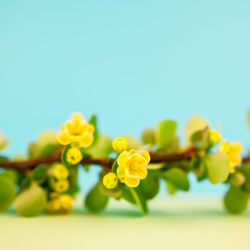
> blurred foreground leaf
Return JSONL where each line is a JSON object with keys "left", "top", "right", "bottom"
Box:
{"left": 14, "top": 182, "right": 47, "bottom": 217}
{"left": 205, "top": 152, "right": 230, "bottom": 184}
{"left": 224, "top": 187, "right": 248, "bottom": 214}
{"left": 0, "top": 174, "right": 16, "bottom": 212}
{"left": 85, "top": 184, "right": 109, "bottom": 213}
{"left": 163, "top": 168, "right": 189, "bottom": 191}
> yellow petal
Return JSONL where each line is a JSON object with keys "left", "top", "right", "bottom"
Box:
{"left": 56, "top": 131, "right": 71, "bottom": 145}
{"left": 70, "top": 113, "right": 85, "bottom": 123}
{"left": 117, "top": 166, "right": 126, "bottom": 183}
{"left": 78, "top": 134, "right": 94, "bottom": 148}
{"left": 139, "top": 150, "right": 150, "bottom": 164}
{"left": 230, "top": 142, "right": 242, "bottom": 154}
{"left": 117, "top": 151, "right": 129, "bottom": 167}
{"left": 125, "top": 177, "right": 140, "bottom": 188}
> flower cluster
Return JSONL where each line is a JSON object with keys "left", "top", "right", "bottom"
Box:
{"left": 103, "top": 137, "right": 150, "bottom": 189}
{"left": 57, "top": 113, "right": 95, "bottom": 148}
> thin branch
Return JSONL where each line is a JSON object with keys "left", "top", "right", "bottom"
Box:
{"left": 0, "top": 126, "right": 249, "bottom": 172}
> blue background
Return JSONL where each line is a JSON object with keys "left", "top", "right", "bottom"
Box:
{"left": 0, "top": 0, "right": 249, "bottom": 194}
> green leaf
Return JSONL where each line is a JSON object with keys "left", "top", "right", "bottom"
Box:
{"left": 129, "top": 187, "right": 148, "bottom": 216}
{"left": 31, "top": 166, "right": 47, "bottom": 184}
{"left": 38, "top": 143, "right": 61, "bottom": 157}
{"left": 124, "top": 136, "right": 142, "bottom": 150}
{"left": 166, "top": 181, "right": 176, "bottom": 195}
{"left": 141, "top": 128, "right": 155, "bottom": 145}
{"left": 140, "top": 171, "right": 160, "bottom": 200}
{"left": 185, "top": 116, "right": 208, "bottom": 143}
{"left": 240, "top": 164, "right": 250, "bottom": 191}
{"left": 224, "top": 187, "right": 248, "bottom": 214}
{"left": 163, "top": 168, "right": 189, "bottom": 191}
{"left": 88, "top": 114, "right": 99, "bottom": 147}
{"left": 19, "top": 177, "right": 32, "bottom": 190}
{"left": 204, "top": 152, "right": 230, "bottom": 184}
{"left": 66, "top": 166, "right": 80, "bottom": 196}
{"left": 121, "top": 185, "right": 136, "bottom": 204}
{"left": 1, "top": 170, "right": 19, "bottom": 184}
{"left": 156, "top": 120, "right": 177, "bottom": 150}
{"left": 0, "top": 174, "right": 16, "bottom": 212}
{"left": 14, "top": 182, "right": 47, "bottom": 217}
{"left": 99, "top": 181, "right": 122, "bottom": 199}
{"left": 61, "top": 145, "right": 71, "bottom": 166}
{"left": 84, "top": 184, "right": 109, "bottom": 213}
{"left": 85, "top": 135, "right": 112, "bottom": 158}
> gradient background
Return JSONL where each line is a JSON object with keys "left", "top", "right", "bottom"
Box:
{"left": 0, "top": 0, "right": 249, "bottom": 194}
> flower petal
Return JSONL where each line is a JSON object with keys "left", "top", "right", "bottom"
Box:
{"left": 125, "top": 177, "right": 140, "bottom": 188}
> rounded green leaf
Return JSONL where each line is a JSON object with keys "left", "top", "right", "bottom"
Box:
{"left": 124, "top": 136, "right": 142, "bottom": 150}
{"left": 85, "top": 184, "right": 109, "bottom": 213}
{"left": 156, "top": 120, "right": 177, "bottom": 149}
{"left": 163, "top": 168, "right": 189, "bottom": 191}
{"left": 14, "top": 182, "right": 47, "bottom": 217}
{"left": 141, "top": 128, "right": 155, "bottom": 145}
{"left": 140, "top": 172, "right": 159, "bottom": 200}
{"left": 99, "top": 181, "right": 122, "bottom": 199}
{"left": 205, "top": 152, "right": 230, "bottom": 184}
{"left": 185, "top": 116, "right": 208, "bottom": 143}
{"left": 240, "top": 164, "right": 250, "bottom": 191}
{"left": 85, "top": 135, "right": 112, "bottom": 158}
{"left": 0, "top": 175, "right": 16, "bottom": 212}
{"left": 224, "top": 187, "right": 248, "bottom": 214}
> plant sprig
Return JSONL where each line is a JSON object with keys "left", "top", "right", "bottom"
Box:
{"left": 0, "top": 113, "right": 249, "bottom": 217}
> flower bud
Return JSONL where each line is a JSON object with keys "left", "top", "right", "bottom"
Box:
{"left": 209, "top": 130, "right": 222, "bottom": 145}
{"left": 103, "top": 172, "right": 118, "bottom": 189}
{"left": 54, "top": 180, "right": 69, "bottom": 193}
{"left": 53, "top": 163, "right": 69, "bottom": 180}
{"left": 112, "top": 137, "right": 128, "bottom": 153}
{"left": 66, "top": 147, "right": 83, "bottom": 165}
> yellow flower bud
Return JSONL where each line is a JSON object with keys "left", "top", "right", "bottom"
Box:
{"left": 209, "top": 130, "right": 222, "bottom": 145}
{"left": 53, "top": 163, "right": 69, "bottom": 180}
{"left": 66, "top": 147, "right": 83, "bottom": 165}
{"left": 112, "top": 137, "right": 128, "bottom": 153}
{"left": 103, "top": 172, "right": 118, "bottom": 189}
{"left": 54, "top": 180, "right": 69, "bottom": 193}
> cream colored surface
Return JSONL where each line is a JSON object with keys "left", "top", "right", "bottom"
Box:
{"left": 1, "top": 196, "right": 249, "bottom": 250}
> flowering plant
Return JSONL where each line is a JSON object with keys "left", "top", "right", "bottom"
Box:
{"left": 0, "top": 111, "right": 249, "bottom": 217}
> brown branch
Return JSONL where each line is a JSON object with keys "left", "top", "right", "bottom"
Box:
{"left": 0, "top": 145, "right": 198, "bottom": 172}
{"left": 0, "top": 126, "right": 249, "bottom": 172}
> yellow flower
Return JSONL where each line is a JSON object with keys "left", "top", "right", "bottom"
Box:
{"left": 56, "top": 113, "right": 95, "bottom": 148}
{"left": 209, "top": 129, "right": 222, "bottom": 145}
{"left": 103, "top": 172, "right": 118, "bottom": 189}
{"left": 0, "top": 132, "right": 10, "bottom": 151}
{"left": 53, "top": 163, "right": 69, "bottom": 180}
{"left": 54, "top": 180, "right": 69, "bottom": 193}
{"left": 220, "top": 140, "right": 242, "bottom": 173}
{"left": 66, "top": 147, "right": 83, "bottom": 165}
{"left": 116, "top": 149, "right": 150, "bottom": 187}
{"left": 47, "top": 194, "right": 73, "bottom": 213}
{"left": 112, "top": 137, "right": 128, "bottom": 153}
